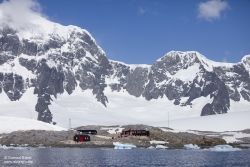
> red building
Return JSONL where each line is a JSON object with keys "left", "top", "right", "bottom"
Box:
{"left": 73, "top": 134, "right": 90, "bottom": 142}
{"left": 120, "top": 130, "right": 150, "bottom": 136}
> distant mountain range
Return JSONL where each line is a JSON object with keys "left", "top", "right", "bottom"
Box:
{"left": 0, "top": 15, "right": 250, "bottom": 125}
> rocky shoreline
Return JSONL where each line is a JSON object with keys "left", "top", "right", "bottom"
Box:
{"left": 0, "top": 125, "right": 249, "bottom": 149}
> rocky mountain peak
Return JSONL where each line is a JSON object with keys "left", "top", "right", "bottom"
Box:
{"left": 154, "top": 51, "right": 201, "bottom": 75}
{"left": 0, "top": 16, "right": 250, "bottom": 124}
{"left": 242, "top": 54, "right": 250, "bottom": 73}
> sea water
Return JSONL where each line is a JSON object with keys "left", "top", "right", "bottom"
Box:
{"left": 0, "top": 148, "right": 250, "bottom": 166}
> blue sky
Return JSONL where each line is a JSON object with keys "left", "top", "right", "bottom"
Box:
{"left": 2, "top": 0, "right": 250, "bottom": 65}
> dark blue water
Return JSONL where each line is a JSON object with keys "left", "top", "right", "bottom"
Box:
{"left": 0, "top": 148, "right": 250, "bottom": 167}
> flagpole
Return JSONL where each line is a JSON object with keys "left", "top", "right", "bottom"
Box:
{"left": 168, "top": 112, "right": 169, "bottom": 128}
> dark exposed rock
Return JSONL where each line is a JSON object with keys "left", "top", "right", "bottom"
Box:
{"left": 63, "top": 70, "right": 77, "bottom": 95}
{"left": 0, "top": 28, "right": 19, "bottom": 56}
{"left": 240, "top": 90, "right": 250, "bottom": 102}
{"left": 19, "top": 57, "right": 37, "bottom": 71}
{"left": 125, "top": 67, "right": 148, "bottom": 97}
{"left": 174, "top": 99, "right": 180, "bottom": 105}
{"left": 201, "top": 103, "right": 216, "bottom": 116}
{"left": 2, "top": 73, "right": 25, "bottom": 101}
{"left": 0, "top": 53, "right": 15, "bottom": 65}
{"left": 241, "top": 129, "right": 250, "bottom": 134}
{"left": 214, "top": 63, "right": 250, "bottom": 102}
{"left": 227, "top": 86, "right": 241, "bottom": 102}
{"left": 20, "top": 39, "right": 37, "bottom": 56}
{"left": 34, "top": 60, "right": 64, "bottom": 123}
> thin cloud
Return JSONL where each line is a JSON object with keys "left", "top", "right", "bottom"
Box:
{"left": 224, "top": 50, "right": 231, "bottom": 56}
{"left": 152, "top": 9, "right": 161, "bottom": 16}
{"left": 0, "top": 0, "right": 47, "bottom": 29}
{"left": 197, "top": 0, "right": 229, "bottom": 21}
{"left": 138, "top": 7, "right": 146, "bottom": 15}
{"left": 138, "top": 6, "right": 161, "bottom": 16}
{"left": 181, "top": 16, "right": 189, "bottom": 23}
{"left": 223, "top": 50, "right": 231, "bottom": 62}
{"left": 222, "top": 57, "right": 228, "bottom": 63}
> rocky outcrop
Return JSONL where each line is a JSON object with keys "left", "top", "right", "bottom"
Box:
{"left": 214, "top": 64, "right": 250, "bottom": 103}
{"left": 0, "top": 125, "right": 229, "bottom": 148}
{"left": 0, "top": 130, "right": 75, "bottom": 146}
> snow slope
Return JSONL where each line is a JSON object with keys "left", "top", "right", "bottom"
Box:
{"left": 48, "top": 84, "right": 214, "bottom": 128}
{"left": 48, "top": 84, "right": 249, "bottom": 131}
{"left": 153, "top": 111, "right": 250, "bottom": 132}
{"left": 0, "top": 83, "right": 249, "bottom": 132}
{"left": 0, "top": 88, "right": 38, "bottom": 119}
{"left": 0, "top": 116, "right": 66, "bottom": 134}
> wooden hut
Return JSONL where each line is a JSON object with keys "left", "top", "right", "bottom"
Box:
{"left": 76, "top": 130, "right": 97, "bottom": 135}
{"left": 120, "top": 130, "right": 149, "bottom": 136}
{"left": 74, "top": 134, "right": 90, "bottom": 142}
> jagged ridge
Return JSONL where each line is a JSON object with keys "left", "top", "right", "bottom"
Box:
{"left": 0, "top": 17, "right": 250, "bottom": 124}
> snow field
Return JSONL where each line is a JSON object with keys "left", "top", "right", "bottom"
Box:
{"left": 0, "top": 116, "right": 66, "bottom": 134}
{"left": 0, "top": 85, "right": 249, "bottom": 134}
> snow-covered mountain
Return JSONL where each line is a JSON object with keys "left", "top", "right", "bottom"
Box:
{"left": 0, "top": 14, "right": 250, "bottom": 128}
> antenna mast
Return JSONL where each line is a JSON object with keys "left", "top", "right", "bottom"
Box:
{"left": 168, "top": 112, "right": 169, "bottom": 128}
{"left": 69, "top": 118, "right": 71, "bottom": 130}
